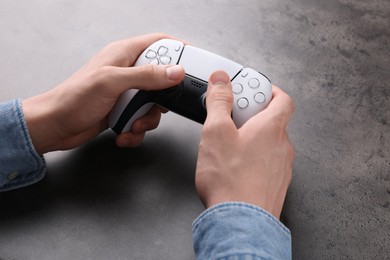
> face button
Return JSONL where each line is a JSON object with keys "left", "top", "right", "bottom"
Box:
{"left": 237, "top": 97, "right": 249, "bottom": 109}
{"left": 146, "top": 50, "right": 157, "bottom": 59}
{"left": 248, "top": 78, "right": 260, "bottom": 89}
{"left": 159, "top": 55, "right": 172, "bottom": 65}
{"left": 254, "top": 92, "right": 266, "bottom": 103}
{"left": 232, "top": 83, "right": 243, "bottom": 94}
{"left": 158, "top": 46, "right": 169, "bottom": 56}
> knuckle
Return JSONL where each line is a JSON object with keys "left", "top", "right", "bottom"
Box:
{"left": 268, "top": 116, "right": 285, "bottom": 133}
{"left": 285, "top": 94, "right": 295, "bottom": 113}
{"left": 280, "top": 90, "right": 295, "bottom": 115}
{"left": 105, "top": 39, "right": 125, "bottom": 50}
{"left": 98, "top": 40, "right": 130, "bottom": 65}
{"left": 149, "top": 32, "right": 169, "bottom": 39}
{"left": 99, "top": 41, "right": 120, "bottom": 56}
{"left": 287, "top": 169, "right": 293, "bottom": 185}
{"left": 288, "top": 142, "right": 295, "bottom": 161}
{"left": 208, "top": 86, "right": 233, "bottom": 105}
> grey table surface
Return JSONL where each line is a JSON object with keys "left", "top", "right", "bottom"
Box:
{"left": 0, "top": 1, "right": 389, "bottom": 259}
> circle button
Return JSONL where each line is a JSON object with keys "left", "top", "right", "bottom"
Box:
{"left": 254, "top": 92, "right": 266, "bottom": 103}
{"left": 248, "top": 78, "right": 260, "bottom": 89}
{"left": 237, "top": 98, "right": 249, "bottom": 109}
{"left": 232, "top": 83, "right": 243, "bottom": 94}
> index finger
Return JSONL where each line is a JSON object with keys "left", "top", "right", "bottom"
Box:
{"left": 263, "top": 85, "right": 295, "bottom": 125}
{"left": 89, "top": 33, "right": 189, "bottom": 68}
{"left": 244, "top": 85, "right": 294, "bottom": 129}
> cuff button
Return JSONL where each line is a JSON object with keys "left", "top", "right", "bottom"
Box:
{"left": 7, "top": 171, "right": 20, "bottom": 181}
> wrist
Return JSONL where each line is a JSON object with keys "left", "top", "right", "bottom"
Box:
{"left": 22, "top": 91, "right": 61, "bottom": 154}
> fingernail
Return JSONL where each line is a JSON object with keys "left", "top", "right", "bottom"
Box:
{"left": 166, "top": 65, "right": 184, "bottom": 80}
{"left": 210, "top": 71, "right": 230, "bottom": 85}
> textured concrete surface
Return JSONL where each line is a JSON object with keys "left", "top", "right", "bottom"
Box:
{"left": 0, "top": 0, "right": 389, "bottom": 259}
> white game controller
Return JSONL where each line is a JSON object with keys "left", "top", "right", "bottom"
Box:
{"left": 109, "top": 39, "right": 272, "bottom": 134}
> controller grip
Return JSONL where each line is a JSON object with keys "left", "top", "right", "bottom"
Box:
{"left": 111, "top": 91, "right": 154, "bottom": 134}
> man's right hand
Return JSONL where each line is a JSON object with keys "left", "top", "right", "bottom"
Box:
{"left": 195, "top": 70, "right": 295, "bottom": 219}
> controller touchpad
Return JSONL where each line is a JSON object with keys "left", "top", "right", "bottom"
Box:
{"left": 178, "top": 46, "right": 243, "bottom": 82}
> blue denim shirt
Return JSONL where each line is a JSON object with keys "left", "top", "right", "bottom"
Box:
{"left": 192, "top": 202, "right": 291, "bottom": 259}
{"left": 0, "top": 99, "right": 46, "bottom": 191}
{"left": 0, "top": 99, "right": 291, "bottom": 259}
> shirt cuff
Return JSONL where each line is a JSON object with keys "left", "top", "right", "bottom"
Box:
{"left": 0, "top": 99, "right": 46, "bottom": 192}
{"left": 192, "top": 202, "right": 292, "bottom": 260}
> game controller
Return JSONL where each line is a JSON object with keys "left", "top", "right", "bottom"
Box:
{"left": 109, "top": 39, "right": 272, "bottom": 134}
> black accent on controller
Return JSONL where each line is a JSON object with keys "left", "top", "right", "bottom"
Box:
{"left": 112, "top": 91, "right": 154, "bottom": 134}
{"left": 112, "top": 74, "right": 208, "bottom": 134}
{"left": 156, "top": 74, "right": 208, "bottom": 124}
{"left": 258, "top": 71, "right": 271, "bottom": 83}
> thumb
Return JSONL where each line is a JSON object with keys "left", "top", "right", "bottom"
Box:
{"left": 205, "top": 70, "right": 234, "bottom": 126}
{"left": 97, "top": 64, "right": 185, "bottom": 97}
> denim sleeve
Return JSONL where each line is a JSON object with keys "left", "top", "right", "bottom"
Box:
{"left": 192, "top": 202, "right": 292, "bottom": 260}
{"left": 0, "top": 99, "right": 46, "bottom": 192}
